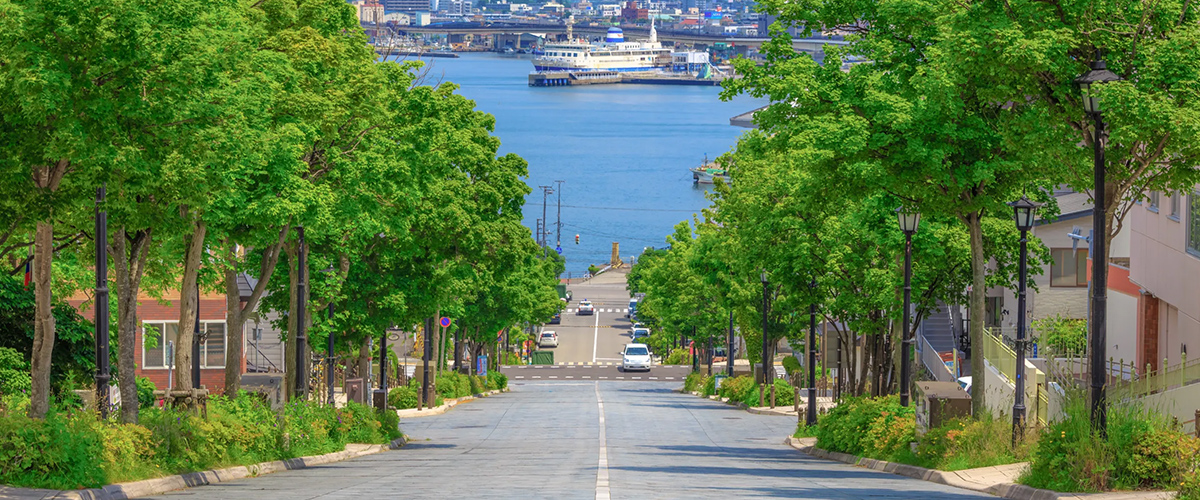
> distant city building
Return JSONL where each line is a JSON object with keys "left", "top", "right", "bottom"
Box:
{"left": 509, "top": 2, "right": 533, "bottom": 11}
{"left": 383, "top": 12, "right": 411, "bottom": 24}
{"left": 360, "top": 0, "right": 386, "bottom": 23}
{"left": 599, "top": 3, "right": 621, "bottom": 16}
{"left": 541, "top": 1, "right": 565, "bottom": 13}
{"left": 444, "top": 0, "right": 470, "bottom": 15}
{"left": 414, "top": 11, "right": 432, "bottom": 24}
{"left": 382, "top": 0, "right": 432, "bottom": 14}
{"left": 621, "top": 0, "right": 648, "bottom": 21}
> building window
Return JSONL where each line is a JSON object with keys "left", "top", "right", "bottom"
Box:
{"left": 1149, "top": 191, "right": 1160, "bottom": 212}
{"left": 1051, "top": 248, "right": 1088, "bottom": 287}
{"left": 1189, "top": 191, "right": 1200, "bottom": 257}
{"left": 1170, "top": 191, "right": 1181, "bottom": 220}
{"left": 142, "top": 321, "right": 226, "bottom": 369}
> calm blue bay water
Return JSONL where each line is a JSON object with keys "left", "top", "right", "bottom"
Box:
{"left": 397, "top": 53, "right": 765, "bottom": 275}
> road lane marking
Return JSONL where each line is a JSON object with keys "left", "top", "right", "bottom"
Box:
{"left": 532, "top": 376, "right": 542, "bottom": 379}
{"left": 615, "top": 376, "right": 624, "bottom": 379}
{"left": 583, "top": 376, "right": 592, "bottom": 379}
{"left": 549, "top": 376, "right": 558, "bottom": 379}
{"left": 649, "top": 377, "right": 658, "bottom": 380}
{"left": 599, "top": 376, "right": 609, "bottom": 379}
{"left": 515, "top": 376, "right": 525, "bottom": 379}
{"left": 591, "top": 308, "right": 600, "bottom": 363}
{"left": 595, "top": 383, "right": 610, "bottom": 500}
{"left": 566, "top": 376, "right": 574, "bottom": 379}
{"left": 665, "top": 377, "right": 675, "bottom": 380}
{"left": 632, "top": 377, "right": 642, "bottom": 380}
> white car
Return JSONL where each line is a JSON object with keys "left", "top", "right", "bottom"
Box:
{"left": 631, "top": 327, "right": 650, "bottom": 340}
{"left": 577, "top": 300, "right": 595, "bottom": 315}
{"left": 621, "top": 343, "right": 652, "bottom": 372}
{"left": 539, "top": 331, "right": 559, "bottom": 348}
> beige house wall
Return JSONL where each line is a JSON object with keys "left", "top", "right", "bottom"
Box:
{"left": 1130, "top": 191, "right": 1200, "bottom": 368}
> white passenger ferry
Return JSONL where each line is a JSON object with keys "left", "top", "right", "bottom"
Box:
{"left": 532, "top": 23, "right": 672, "bottom": 73}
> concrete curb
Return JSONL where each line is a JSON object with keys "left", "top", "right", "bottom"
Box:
{"left": 680, "top": 386, "right": 799, "bottom": 417}
{"left": 0, "top": 436, "right": 409, "bottom": 500}
{"left": 783, "top": 436, "right": 1175, "bottom": 500}
{"left": 394, "top": 387, "right": 509, "bottom": 419}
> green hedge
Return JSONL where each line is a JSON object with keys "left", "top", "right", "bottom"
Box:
{"left": 815, "top": 395, "right": 916, "bottom": 463}
{"left": 0, "top": 392, "right": 401, "bottom": 490}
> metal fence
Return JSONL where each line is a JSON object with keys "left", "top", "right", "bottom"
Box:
{"left": 983, "top": 329, "right": 1049, "bottom": 426}
{"left": 1110, "top": 353, "right": 1200, "bottom": 401}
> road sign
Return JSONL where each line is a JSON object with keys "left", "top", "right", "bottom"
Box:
{"left": 439, "top": 317, "right": 451, "bottom": 328}
{"left": 555, "top": 245, "right": 562, "bottom": 255}
{"left": 497, "top": 329, "right": 504, "bottom": 341}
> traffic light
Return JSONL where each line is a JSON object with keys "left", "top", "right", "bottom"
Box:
{"left": 575, "top": 234, "right": 580, "bottom": 244}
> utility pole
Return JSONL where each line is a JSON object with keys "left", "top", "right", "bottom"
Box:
{"left": 295, "top": 226, "right": 307, "bottom": 399}
{"left": 555, "top": 180, "right": 564, "bottom": 246}
{"left": 538, "top": 185, "right": 552, "bottom": 247}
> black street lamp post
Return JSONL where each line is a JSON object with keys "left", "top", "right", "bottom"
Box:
{"left": 896, "top": 207, "right": 921, "bottom": 407}
{"left": 327, "top": 302, "right": 335, "bottom": 405}
{"left": 1009, "top": 196, "right": 1043, "bottom": 446}
{"left": 807, "top": 278, "right": 818, "bottom": 427}
{"left": 94, "top": 186, "right": 111, "bottom": 418}
{"left": 727, "top": 309, "right": 734, "bottom": 377}
{"left": 1074, "top": 53, "right": 1123, "bottom": 435}
{"left": 295, "top": 226, "right": 307, "bottom": 399}
{"left": 760, "top": 271, "right": 770, "bottom": 407}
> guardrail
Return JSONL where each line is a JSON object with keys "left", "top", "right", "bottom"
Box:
{"left": 919, "top": 334, "right": 956, "bottom": 382}
{"left": 983, "top": 330, "right": 1049, "bottom": 425}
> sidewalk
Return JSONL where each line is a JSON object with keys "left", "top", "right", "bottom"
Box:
{"left": 786, "top": 437, "right": 1173, "bottom": 500}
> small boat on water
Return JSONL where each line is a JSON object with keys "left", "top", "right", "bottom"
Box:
{"left": 691, "top": 165, "right": 729, "bottom": 184}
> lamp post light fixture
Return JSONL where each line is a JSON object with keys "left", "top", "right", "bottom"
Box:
{"left": 1008, "top": 196, "right": 1043, "bottom": 447}
{"left": 1074, "top": 52, "right": 1123, "bottom": 436}
{"left": 760, "top": 270, "right": 770, "bottom": 407}
{"left": 896, "top": 207, "right": 921, "bottom": 407}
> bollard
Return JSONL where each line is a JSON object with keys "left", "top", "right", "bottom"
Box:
{"left": 770, "top": 383, "right": 776, "bottom": 409}
{"left": 758, "top": 385, "right": 764, "bottom": 408}
{"left": 794, "top": 386, "right": 800, "bottom": 413}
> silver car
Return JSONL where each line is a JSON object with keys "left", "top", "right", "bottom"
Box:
{"left": 539, "top": 331, "right": 559, "bottom": 348}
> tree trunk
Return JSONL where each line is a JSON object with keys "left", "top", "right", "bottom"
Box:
{"left": 967, "top": 212, "right": 987, "bottom": 414}
{"left": 223, "top": 227, "right": 288, "bottom": 395}
{"left": 175, "top": 219, "right": 205, "bottom": 391}
{"left": 28, "top": 220, "right": 56, "bottom": 420}
{"left": 112, "top": 228, "right": 151, "bottom": 423}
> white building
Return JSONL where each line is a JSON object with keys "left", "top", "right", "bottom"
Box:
{"left": 360, "top": 0, "right": 386, "bottom": 23}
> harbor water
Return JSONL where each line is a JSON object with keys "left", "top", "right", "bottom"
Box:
{"left": 390, "top": 52, "right": 767, "bottom": 276}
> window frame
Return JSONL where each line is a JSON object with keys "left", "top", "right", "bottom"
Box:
{"left": 1149, "top": 191, "right": 1160, "bottom": 213}
{"left": 1188, "top": 190, "right": 1200, "bottom": 259}
{"left": 141, "top": 320, "right": 227, "bottom": 370}
{"left": 1170, "top": 191, "right": 1182, "bottom": 221}
{"left": 1050, "top": 248, "right": 1089, "bottom": 288}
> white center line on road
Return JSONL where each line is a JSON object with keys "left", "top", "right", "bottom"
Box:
{"left": 595, "top": 383, "right": 610, "bottom": 500}
{"left": 591, "top": 308, "right": 600, "bottom": 363}
{"left": 583, "top": 376, "right": 592, "bottom": 379}
{"left": 632, "top": 377, "right": 642, "bottom": 380}
{"left": 549, "top": 376, "right": 559, "bottom": 379}
{"left": 649, "top": 377, "right": 658, "bottom": 380}
{"left": 599, "top": 376, "right": 609, "bottom": 379}
{"left": 532, "top": 376, "right": 542, "bottom": 379}
{"left": 566, "top": 376, "right": 575, "bottom": 379}
{"left": 515, "top": 376, "right": 525, "bottom": 379}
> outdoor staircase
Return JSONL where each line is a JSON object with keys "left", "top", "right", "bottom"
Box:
{"left": 921, "top": 305, "right": 957, "bottom": 353}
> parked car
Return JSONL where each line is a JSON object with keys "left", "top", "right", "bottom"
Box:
{"left": 549, "top": 312, "right": 561, "bottom": 324}
{"left": 631, "top": 327, "right": 650, "bottom": 340}
{"left": 539, "top": 331, "right": 559, "bottom": 348}
{"left": 626, "top": 298, "right": 638, "bottom": 318}
{"left": 621, "top": 343, "right": 652, "bottom": 371}
{"left": 577, "top": 300, "right": 595, "bottom": 315}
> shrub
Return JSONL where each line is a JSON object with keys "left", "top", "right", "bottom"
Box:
{"left": 136, "top": 377, "right": 157, "bottom": 409}
{"left": 781, "top": 355, "right": 801, "bottom": 377}
{"left": 487, "top": 371, "right": 507, "bottom": 390}
{"left": 1033, "top": 315, "right": 1086, "bottom": 354}
{"left": 1021, "top": 394, "right": 1196, "bottom": 492}
{"left": 388, "top": 386, "right": 419, "bottom": 409}
{"left": 770, "top": 378, "right": 794, "bottom": 407}
{"left": 664, "top": 347, "right": 691, "bottom": 365}
{"left": 718, "top": 375, "right": 755, "bottom": 402}
{"left": 0, "top": 347, "right": 31, "bottom": 396}
{"left": 916, "top": 416, "right": 1030, "bottom": 471}
{"left": 701, "top": 375, "right": 717, "bottom": 397}
{"left": 816, "top": 395, "right": 915, "bottom": 463}
{"left": 683, "top": 372, "right": 705, "bottom": 392}
{"left": 468, "top": 374, "right": 485, "bottom": 395}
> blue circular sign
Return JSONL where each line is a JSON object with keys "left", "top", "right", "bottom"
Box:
{"left": 439, "top": 317, "right": 451, "bottom": 328}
